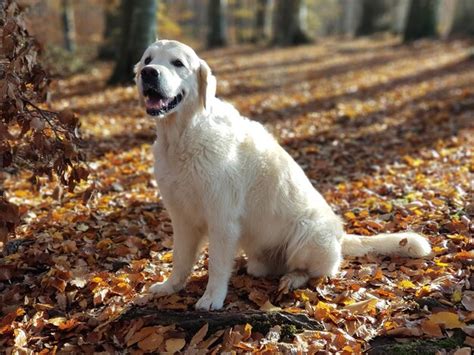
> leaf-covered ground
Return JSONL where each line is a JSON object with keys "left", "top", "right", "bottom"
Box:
{"left": 1, "top": 38, "right": 473, "bottom": 353}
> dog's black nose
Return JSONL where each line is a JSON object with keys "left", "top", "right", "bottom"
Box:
{"left": 141, "top": 67, "right": 159, "bottom": 81}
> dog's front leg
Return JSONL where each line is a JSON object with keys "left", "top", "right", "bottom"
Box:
{"left": 150, "top": 217, "right": 203, "bottom": 296}
{"left": 195, "top": 220, "right": 240, "bottom": 311}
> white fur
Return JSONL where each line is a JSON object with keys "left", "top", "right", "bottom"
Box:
{"left": 135, "top": 40, "right": 431, "bottom": 311}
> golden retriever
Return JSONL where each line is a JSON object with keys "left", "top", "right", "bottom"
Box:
{"left": 135, "top": 40, "right": 431, "bottom": 311}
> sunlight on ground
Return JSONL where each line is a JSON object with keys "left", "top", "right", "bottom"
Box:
{"left": 1, "top": 38, "right": 473, "bottom": 353}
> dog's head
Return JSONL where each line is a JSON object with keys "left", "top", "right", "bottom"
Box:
{"left": 135, "top": 40, "right": 216, "bottom": 119}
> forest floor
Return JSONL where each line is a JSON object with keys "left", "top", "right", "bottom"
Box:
{"left": 1, "top": 37, "right": 473, "bottom": 354}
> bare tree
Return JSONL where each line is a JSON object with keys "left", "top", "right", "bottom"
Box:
{"left": 207, "top": 0, "right": 228, "bottom": 48}
{"left": 109, "top": 0, "right": 158, "bottom": 85}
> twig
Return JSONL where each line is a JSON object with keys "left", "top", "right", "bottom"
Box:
{"left": 24, "top": 100, "right": 63, "bottom": 139}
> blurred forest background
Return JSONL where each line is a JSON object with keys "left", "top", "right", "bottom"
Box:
{"left": 21, "top": 0, "right": 474, "bottom": 82}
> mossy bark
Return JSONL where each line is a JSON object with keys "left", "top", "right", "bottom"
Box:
{"left": 118, "top": 308, "right": 323, "bottom": 339}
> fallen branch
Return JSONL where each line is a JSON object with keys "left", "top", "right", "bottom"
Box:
{"left": 118, "top": 307, "right": 323, "bottom": 336}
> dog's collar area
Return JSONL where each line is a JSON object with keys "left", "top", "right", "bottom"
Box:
{"left": 145, "top": 90, "right": 185, "bottom": 116}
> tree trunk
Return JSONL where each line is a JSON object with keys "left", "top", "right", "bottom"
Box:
{"left": 192, "top": 0, "right": 207, "bottom": 44}
{"left": 356, "top": 0, "right": 377, "bottom": 36}
{"left": 62, "top": 0, "right": 76, "bottom": 53}
{"left": 207, "top": 0, "right": 228, "bottom": 48}
{"left": 98, "top": 1, "right": 122, "bottom": 60}
{"left": 403, "top": 0, "right": 437, "bottom": 42}
{"left": 339, "top": 0, "right": 363, "bottom": 37}
{"left": 272, "top": 0, "right": 311, "bottom": 46}
{"left": 447, "top": 0, "right": 474, "bottom": 36}
{"left": 254, "top": 0, "right": 269, "bottom": 42}
{"left": 391, "top": 0, "right": 410, "bottom": 35}
{"left": 108, "top": 0, "right": 158, "bottom": 85}
{"left": 355, "top": 0, "right": 392, "bottom": 36}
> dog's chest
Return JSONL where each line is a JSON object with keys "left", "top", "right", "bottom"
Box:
{"left": 152, "top": 139, "right": 208, "bottom": 217}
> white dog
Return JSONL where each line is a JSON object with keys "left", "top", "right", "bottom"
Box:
{"left": 135, "top": 40, "right": 431, "bottom": 311}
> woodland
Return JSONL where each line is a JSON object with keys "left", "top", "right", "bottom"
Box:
{"left": 0, "top": 0, "right": 473, "bottom": 353}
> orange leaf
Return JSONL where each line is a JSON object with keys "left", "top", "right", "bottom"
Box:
{"left": 421, "top": 319, "right": 443, "bottom": 337}
{"left": 58, "top": 319, "right": 79, "bottom": 331}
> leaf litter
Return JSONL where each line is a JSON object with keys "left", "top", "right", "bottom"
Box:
{"left": 0, "top": 37, "right": 473, "bottom": 353}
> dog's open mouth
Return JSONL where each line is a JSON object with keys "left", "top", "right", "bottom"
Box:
{"left": 144, "top": 89, "right": 185, "bottom": 116}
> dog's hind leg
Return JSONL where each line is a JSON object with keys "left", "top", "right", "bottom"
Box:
{"left": 283, "top": 219, "right": 343, "bottom": 289}
{"left": 247, "top": 256, "right": 271, "bottom": 277}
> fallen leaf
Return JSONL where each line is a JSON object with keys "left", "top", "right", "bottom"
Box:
{"left": 190, "top": 323, "right": 208, "bottom": 346}
{"left": 344, "top": 298, "right": 378, "bottom": 315}
{"left": 421, "top": 319, "right": 443, "bottom": 337}
{"left": 127, "top": 326, "right": 159, "bottom": 347}
{"left": 451, "top": 289, "right": 463, "bottom": 303}
{"left": 397, "top": 280, "right": 416, "bottom": 290}
{"left": 137, "top": 332, "right": 164, "bottom": 352}
{"left": 461, "top": 291, "right": 474, "bottom": 311}
{"left": 260, "top": 300, "right": 282, "bottom": 312}
{"left": 48, "top": 317, "right": 67, "bottom": 326}
{"left": 165, "top": 338, "right": 186, "bottom": 352}
{"left": 453, "top": 348, "right": 472, "bottom": 355}
{"left": 464, "top": 336, "right": 474, "bottom": 347}
{"left": 14, "top": 328, "right": 27, "bottom": 348}
{"left": 58, "top": 319, "right": 79, "bottom": 331}
{"left": 429, "top": 312, "right": 466, "bottom": 329}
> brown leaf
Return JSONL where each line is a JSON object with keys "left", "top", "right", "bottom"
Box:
{"left": 461, "top": 291, "right": 474, "bottom": 311}
{"left": 399, "top": 238, "right": 408, "bottom": 247}
{"left": 137, "top": 332, "right": 164, "bottom": 352}
{"left": 127, "top": 326, "right": 159, "bottom": 347}
{"left": 421, "top": 319, "right": 443, "bottom": 337}
{"left": 190, "top": 323, "right": 208, "bottom": 346}
{"left": 165, "top": 338, "right": 186, "bottom": 352}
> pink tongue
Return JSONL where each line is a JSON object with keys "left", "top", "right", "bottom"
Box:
{"left": 146, "top": 97, "right": 171, "bottom": 109}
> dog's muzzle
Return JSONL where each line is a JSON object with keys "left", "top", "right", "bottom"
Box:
{"left": 141, "top": 67, "right": 185, "bottom": 116}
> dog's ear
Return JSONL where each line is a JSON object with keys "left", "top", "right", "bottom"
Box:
{"left": 134, "top": 61, "right": 141, "bottom": 83}
{"left": 134, "top": 62, "right": 145, "bottom": 106}
{"left": 198, "top": 59, "right": 216, "bottom": 112}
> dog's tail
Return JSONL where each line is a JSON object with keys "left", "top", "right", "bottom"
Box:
{"left": 341, "top": 232, "right": 431, "bottom": 258}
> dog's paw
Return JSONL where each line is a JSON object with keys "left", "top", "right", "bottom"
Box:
{"left": 132, "top": 293, "right": 153, "bottom": 306}
{"left": 149, "top": 281, "right": 176, "bottom": 296}
{"left": 195, "top": 290, "right": 226, "bottom": 311}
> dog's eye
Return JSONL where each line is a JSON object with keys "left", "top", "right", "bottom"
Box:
{"left": 171, "top": 59, "right": 185, "bottom": 68}
{"left": 144, "top": 56, "right": 152, "bottom": 65}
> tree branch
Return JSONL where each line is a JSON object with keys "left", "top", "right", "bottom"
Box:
{"left": 118, "top": 307, "right": 324, "bottom": 337}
